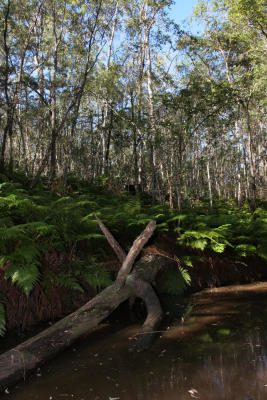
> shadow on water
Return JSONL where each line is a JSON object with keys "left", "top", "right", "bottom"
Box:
{"left": 5, "top": 282, "right": 267, "bottom": 400}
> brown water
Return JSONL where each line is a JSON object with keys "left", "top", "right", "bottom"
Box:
{"left": 5, "top": 283, "right": 267, "bottom": 400}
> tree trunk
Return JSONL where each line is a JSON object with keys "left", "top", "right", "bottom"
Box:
{"left": 207, "top": 160, "right": 213, "bottom": 210}
{"left": 0, "top": 220, "right": 171, "bottom": 391}
{"left": 244, "top": 103, "right": 257, "bottom": 211}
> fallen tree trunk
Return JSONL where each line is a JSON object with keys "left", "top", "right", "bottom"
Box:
{"left": 0, "top": 219, "right": 173, "bottom": 391}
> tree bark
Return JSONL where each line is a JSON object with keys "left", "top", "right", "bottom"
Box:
{"left": 94, "top": 214, "right": 126, "bottom": 263}
{"left": 0, "top": 220, "right": 171, "bottom": 391}
{"left": 116, "top": 220, "right": 156, "bottom": 287}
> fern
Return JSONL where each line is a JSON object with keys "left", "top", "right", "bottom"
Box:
{"left": 46, "top": 273, "right": 83, "bottom": 292}
{"left": 235, "top": 244, "right": 257, "bottom": 257}
{"left": 5, "top": 263, "right": 40, "bottom": 296}
{"left": 178, "top": 224, "right": 232, "bottom": 253}
{"left": 0, "top": 175, "right": 266, "bottom": 336}
{"left": 257, "top": 243, "right": 267, "bottom": 261}
{"left": 11, "top": 244, "right": 40, "bottom": 264}
{"left": 0, "top": 224, "right": 28, "bottom": 242}
{"left": 76, "top": 265, "right": 113, "bottom": 291}
{"left": 163, "top": 267, "right": 191, "bottom": 295}
{"left": 180, "top": 255, "right": 204, "bottom": 267}
{"left": 75, "top": 233, "right": 104, "bottom": 242}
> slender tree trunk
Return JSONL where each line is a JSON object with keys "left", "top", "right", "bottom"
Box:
{"left": 101, "top": 0, "right": 118, "bottom": 175}
{"left": 130, "top": 92, "right": 139, "bottom": 186}
{"left": 1, "top": 0, "right": 11, "bottom": 171}
{"left": 144, "top": 27, "right": 157, "bottom": 201}
{"left": 50, "top": 3, "right": 60, "bottom": 181}
{"left": 207, "top": 160, "right": 213, "bottom": 209}
{"left": 243, "top": 103, "right": 257, "bottom": 210}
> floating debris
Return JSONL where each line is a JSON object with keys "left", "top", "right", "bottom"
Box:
{"left": 188, "top": 388, "right": 199, "bottom": 398}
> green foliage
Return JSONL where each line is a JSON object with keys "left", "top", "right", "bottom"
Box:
{"left": 178, "top": 224, "right": 232, "bottom": 253}
{"left": 5, "top": 264, "right": 40, "bottom": 296}
{"left": 163, "top": 267, "right": 191, "bottom": 295}
{"left": 44, "top": 273, "right": 83, "bottom": 293}
{"left": 0, "top": 175, "right": 266, "bottom": 335}
{"left": 235, "top": 244, "right": 257, "bottom": 257}
{"left": 167, "top": 201, "right": 267, "bottom": 263}
{"left": 75, "top": 265, "right": 113, "bottom": 291}
{"left": 180, "top": 255, "right": 204, "bottom": 267}
{"left": 43, "top": 265, "right": 113, "bottom": 294}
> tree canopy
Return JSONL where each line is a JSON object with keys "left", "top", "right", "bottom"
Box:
{"left": 0, "top": 0, "right": 266, "bottom": 339}
{"left": 0, "top": 0, "right": 265, "bottom": 206}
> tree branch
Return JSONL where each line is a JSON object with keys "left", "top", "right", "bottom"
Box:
{"left": 94, "top": 214, "right": 126, "bottom": 263}
{"left": 116, "top": 221, "right": 156, "bottom": 288}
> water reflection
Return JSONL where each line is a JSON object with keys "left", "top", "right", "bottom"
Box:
{"left": 6, "top": 293, "right": 267, "bottom": 400}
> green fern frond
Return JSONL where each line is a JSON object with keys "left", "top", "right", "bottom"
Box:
{"left": 11, "top": 244, "right": 40, "bottom": 265}
{"left": 5, "top": 264, "right": 40, "bottom": 296}
{"left": 257, "top": 244, "right": 267, "bottom": 261}
{"left": 167, "top": 214, "right": 187, "bottom": 223}
{"left": 180, "top": 255, "right": 204, "bottom": 267}
{"left": 179, "top": 231, "right": 208, "bottom": 251}
{"left": 0, "top": 224, "right": 27, "bottom": 241}
{"left": 77, "top": 266, "right": 113, "bottom": 291}
{"left": 163, "top": 267, "right": 191, "bottom": 295}
{"left": 0, "top": 255, "right": 8, "bottom": 267}
{"left": 47, "top": 273, "right": 83, "bottom": 292}
{"left": 235, "top": 244, "right": 257, "bottom": 257}
{"left": 156, "top": 221, "right": 169, "bottom": 231}
{"left": 180, "top": 255, "right": 194, "bottom": 267}
{"left": 76, "top": 233, "right": 104, "bottom": 242}
{"left": 210, "top": 242, "right": 226, "bottom": 253}
{"left": 235, "top": 260, "right": 248, "bottom": 267}
{"left": 178, "top": 224, "right": 233, "bottom": 253}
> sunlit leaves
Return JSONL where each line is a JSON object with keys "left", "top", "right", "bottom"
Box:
{"left": 5, "top": 264, "right": 40, "bottom": 296}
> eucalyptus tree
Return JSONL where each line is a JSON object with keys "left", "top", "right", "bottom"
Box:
{"left": 0, "top": 0, "right": 265, "bottom": 208}
{"left": 0, "top": 0, "right": 43, "bottom": 171}
{"left": 120, "top": 0, "right": 174, "bottom": 198}
{"left": 192, "top": 0, "right": 267, "bottom": 207}
{"left": 0, "top": 0, "right": 124, "bottom": 181}
{"left": 32, "top": 0, "right": 120, "bottom": 183}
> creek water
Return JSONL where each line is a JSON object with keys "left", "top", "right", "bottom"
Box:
{"left": 5, "top": 283, "right": 267, "bottom": 400}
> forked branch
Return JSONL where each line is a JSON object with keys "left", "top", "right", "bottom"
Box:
{"left": 94, "top": 216, "right": 156, "bottom": 288}
{"left": 115, "top": 221, "right": 156, "bottom": 288}
{"left": 94, "top": 213, "right": 126, "bottom": 263}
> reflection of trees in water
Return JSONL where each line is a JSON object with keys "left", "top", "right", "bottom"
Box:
{"left": 121, "top": 325, "right": 267, "bottom": 400}
{"left": 8, "top": 299, "right": 267, "bottom": 400}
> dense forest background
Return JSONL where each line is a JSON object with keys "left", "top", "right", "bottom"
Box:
{"left": 0, "top": 0, "right": 266, "bottom": 337}
{"left": 1, "top": 0, "right": 266, "bottom": 205}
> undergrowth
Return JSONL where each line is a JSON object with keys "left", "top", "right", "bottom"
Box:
{"left": 0, "top": 174, "right": 266, "bottom": 336}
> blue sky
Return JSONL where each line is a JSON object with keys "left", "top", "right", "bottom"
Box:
{"left": 169, "top": 0, "right": 204, "bottom": 34}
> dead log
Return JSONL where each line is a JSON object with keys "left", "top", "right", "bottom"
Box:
{"left": 94, "top": 217, "right": 160, "bottom": 348}
{"left": 0, "top": 220, "right": 171, "bottom": 391}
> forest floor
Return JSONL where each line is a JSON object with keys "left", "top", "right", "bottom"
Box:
{"left": 0, "top": 173, "right": 267, "bottom": 337}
